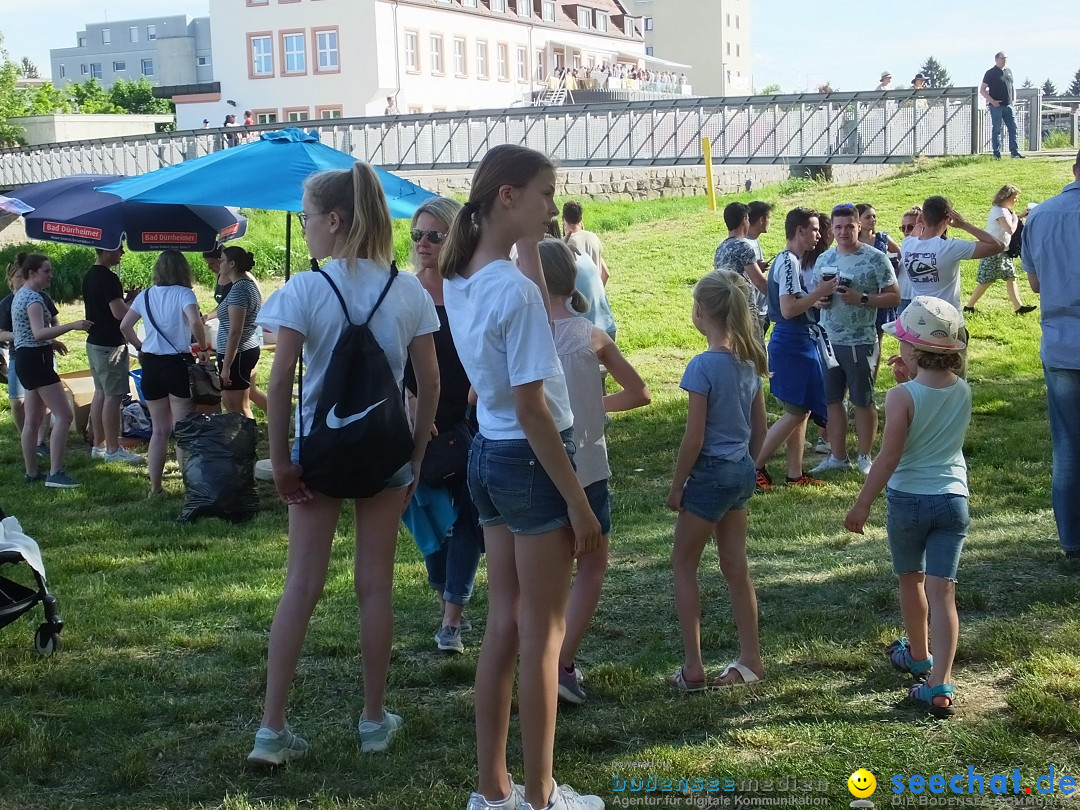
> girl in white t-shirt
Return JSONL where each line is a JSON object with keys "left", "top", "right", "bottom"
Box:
{"left": 963, "top": 184, "right": 1036, "bottom": 315}
{"left": 247, "top": 162, "right": 440, "bottom": 766}
{"left": 441, "top": 145, "right": 603, "bottom": 810}
{"left": 120, "top": 250, "right": 208, "bottom": 496}
{"left": 538, "top": 238, "right": 650, "bottom": 708}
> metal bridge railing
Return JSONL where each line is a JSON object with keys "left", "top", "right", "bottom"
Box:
{"left": 1, "top": 87, "right": 985, "bottom": 187}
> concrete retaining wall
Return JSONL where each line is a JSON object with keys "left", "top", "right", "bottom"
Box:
{"left": 400, "top": 163, "right": 899, "bottom": 202}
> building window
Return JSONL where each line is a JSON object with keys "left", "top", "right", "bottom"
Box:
{"left": 624, "top": 17, "right": 634, "bottom": 35}
{"left": 250, "top": 34, "right": 273, "bottom": 76}
{"left": 284, "top": 107, "right": 309, "bottom": 122}
{"left": 113, "top": 61, "right": 126, "bottom": 72}
{"left": 78, "top": 35, "right": 86, "bottom": 48}
{"left": 315, "top": 28, "right": 339, "bottom": 72}
{"left": 141, "top": 58, "right": 154, "bottom": 76}
{"left": 101, "top": 29, "right": 111, "bottom": 45}
{"left": 247, "top": 0, "right": 269, "bottom": 4}
{"left": 535, "top": 49, "right": 545, "bottom": 81}
{"left": 80, "top": 64, "right": 88, "bottom": 75}
{"left": 542, "top": 1, "right": 555, "bottom": 22}
{"left": 430, "top": 35, "right": 444, "bottom": 75}
{"left": 255, "top": 111, "right": 278, "bottom": 124}
{"left": 726, "top": 42, "right": 731, "bottom": 55}
{"left": 577, "top": 7, "right": 591, "bottom": 27}
{"left": 316, "top": 106, "right": 343, "bottom": 119}
{"left": 197, "top": 56, "right": 210, "bottom": 67}
{"left": 644, "top": 17, "right": 654, "bottom": 31}
{"left": 147, "top": 25, "right": 157, "bottom": 40}
{"left": 726, "top": 13, "right": 731, "bottom": 25}
{"left": 497, "top": 43, "right": 509, "bottom": 80}
{"left": 489, "top": 0, "right": 506, "bottom": 12}
{"left": 453, "top": 38, "right": 467, "bottom": 76}
{"left": 516, "top": 45, "right": 527, "bottom": 82}
{"left": 59, "top": 64, "right": 66, "bottom": 78}
{"left": 645, "top": 46, "right": 654, "bottom": 56}
{"left": 736, "top": 44, "right": 741, "bottom": 57}
{"left": 462, "top": 0, "right": 477, "bottom": 6}
{"left": 476, "top": 41, "right": 488, "bottom": 79}
{"left": 736, "top": 15, "right": 740, "bottom": 29}
{"left": 90, "top": 63, "right": 102, "bottom": 79}
{"left": 129, "top": 26, "right": 139, "bottom": 43}
{"left": 516, "top": 0, "right": 530, "bottom": 18}
{"left": 595, "top": 11, "right": 608, "bottom": 32}
{"left": 282, "top": 31, "right": 306, "bottom": 74}
{"left": 404, "top": 31, "right": 419, "bottom": 72}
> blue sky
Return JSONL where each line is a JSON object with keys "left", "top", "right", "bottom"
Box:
{"left": 3, "top": 0, "right": 1079, "bottom": 94}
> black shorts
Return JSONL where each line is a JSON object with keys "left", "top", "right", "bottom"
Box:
{"left": 140, "top": 353, "right": 193, "bottom": 401}
{"left": 13, "top": 346, "right": 58, "bottom": 391}
{"left": 219, "top": 345, "right": 260, "bottom": 391}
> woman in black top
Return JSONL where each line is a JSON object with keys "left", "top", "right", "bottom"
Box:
{"left": 404, "top": 196, "right": 483, "bottom": 655}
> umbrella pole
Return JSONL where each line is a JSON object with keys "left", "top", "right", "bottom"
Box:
{"left": 285, "top": 212, "right": 292, "bottom": 282}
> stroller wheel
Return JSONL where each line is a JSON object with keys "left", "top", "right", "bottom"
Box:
{"left": 34, "top": 625, "right": 61, "bottom": 656}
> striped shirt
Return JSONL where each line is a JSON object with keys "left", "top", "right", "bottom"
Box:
{"left": 215, "top": 277, "right": 262, "bottom": 354}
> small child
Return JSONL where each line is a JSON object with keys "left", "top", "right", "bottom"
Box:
{"left": 667, "top": 270, "right": 769, "bottom": 691}
{"left": 538, "top": 238, "right": 651, "bottom": 706}
{"left": 845, "top": 296, "right": 971, "bottom": 718}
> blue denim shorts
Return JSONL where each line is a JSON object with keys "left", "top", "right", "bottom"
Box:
{"left": 886, "top": 489, "right": 970, "bottom": 581}
{"left": 468, "top": 429, "right": 576, "bottom": 536}
{"left": 584, "top": 478, "right": 612, "bottom": 536}
{"left": 680, "top": 453, "right": 756, "bottom": 522}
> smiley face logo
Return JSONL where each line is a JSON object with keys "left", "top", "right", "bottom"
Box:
{"left": 848, "top": 769, "right": 877, "bottom": 799}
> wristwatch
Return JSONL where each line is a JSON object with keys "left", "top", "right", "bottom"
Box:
{"left": 860, "top": 292, "right": 870, "bottom": 305}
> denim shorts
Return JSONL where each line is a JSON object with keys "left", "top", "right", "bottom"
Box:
{"left": 886, "top": 489, "right": 970, "bottom": 581}
{"left": 6, "top": 349, "right": 24, "bottom": 399}
{"left": 584, "top": 478, "right": 612, "bottom": 536}
{"left": 680, "top": 453, "right": 756, "bottom": 522}
{"left": 468, "top": 428, "right": 576, "bottom": 536}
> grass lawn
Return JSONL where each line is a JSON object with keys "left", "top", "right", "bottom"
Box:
{"left": 2, "top": 155, "right": 1078, "bottom": 809}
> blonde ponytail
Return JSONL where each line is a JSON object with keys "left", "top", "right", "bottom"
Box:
{"left": 694, "top": 270, "right": 769, "bottom": 377}
{"left": 304, "top": 161, "right": 394, "bottom": 270}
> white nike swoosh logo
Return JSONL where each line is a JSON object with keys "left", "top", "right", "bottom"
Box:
{"left": 325, "top": 399, "right": 387, "bottom": 430}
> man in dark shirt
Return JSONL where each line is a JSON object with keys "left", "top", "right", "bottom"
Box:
{"left": 980, "top": 51, "right": 1024, "bottom": 160}
{"left": 82, "top": 246, "right": 143, "bottom": 464}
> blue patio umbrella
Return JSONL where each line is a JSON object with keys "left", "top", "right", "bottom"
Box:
{"left": 100, "top": 128, "right": 436, "bottom": 218}
{"left": 8, "top": 175, "right": 247, "bottom": 252}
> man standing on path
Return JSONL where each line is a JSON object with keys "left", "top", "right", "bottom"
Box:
{"left": 980, "top": 52, "right": 1025, "bottom": 160}
{"left": 83, "top": 247, "right": 143, "bottom": 465}
{"left": 1021, "top": 150, "right": 1080, "bottom": 559}
{"left": 809, "top": 204, "right": 899, "bottom": 476}
{"left": 714, "top": 202, "right": 768, "bottom": 332}
{"left": 563, "top": 200, "right": 611, "bottom": 285}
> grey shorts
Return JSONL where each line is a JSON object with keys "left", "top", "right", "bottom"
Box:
{"left": 86, "top": 343, "right": 131, "bottom": 396}
{"left": 825, "top": 343, "right": 878, "bottom": 407}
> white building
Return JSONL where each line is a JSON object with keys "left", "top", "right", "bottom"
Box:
{"left": 634, "top": 0, "right": 751, "bottom": 96}
{"left": 176, "top": 0, "right": 648, "bottom": 130}
{"left": 50, "top": 16, "right": 213, "bottom": 90}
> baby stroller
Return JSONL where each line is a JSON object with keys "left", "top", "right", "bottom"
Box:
{"left": 0, "top": 505, "right": 64, "bottom": 656}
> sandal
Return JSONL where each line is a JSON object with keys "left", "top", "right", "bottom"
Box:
{"left": 710, "top": 662, "right": 764, "bottom": 689}
{"left": 666, "top": 666, "right": 707, "bottom": 693}
{"left": 887, "top": 638, "right": 933, "bottom": 679}
{"left": 907, "top": 682, "right": 956, "bottom": 718}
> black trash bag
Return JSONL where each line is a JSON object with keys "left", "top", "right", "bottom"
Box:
{"left": 174, "top": 412, "right": 259, "bottom": 524}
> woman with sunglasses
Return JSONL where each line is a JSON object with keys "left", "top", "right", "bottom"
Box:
{"left": 403, "top": 197, "right": 485, "bottom": 655}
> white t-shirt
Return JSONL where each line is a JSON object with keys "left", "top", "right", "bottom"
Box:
{"left": 899, "top": 236, "right": 977, "bottom": 313}
{"left": 985, "top": 205, "right": 1015, "bottom": 248}
{"left": 443, "top": 260, "right": 573, "bottom": 441}
{"left": 130, "top": 286, "right": 200, "bottom": 355}
{"left": 258, "top": 259, "right": 440, "bottom": 437}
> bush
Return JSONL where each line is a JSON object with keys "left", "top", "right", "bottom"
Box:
{"left": 1043, "top": 130, "right": 1074, "bottom": 150}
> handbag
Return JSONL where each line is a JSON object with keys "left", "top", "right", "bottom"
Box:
{"left": 420, "top": 419, "right": 474, "bottom": 488}
{"left": 143, "top": 289, "right": 222, "bottom": 406}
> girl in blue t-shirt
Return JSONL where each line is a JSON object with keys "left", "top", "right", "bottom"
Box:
{"left": 667, "top": 270, "right": 769, "bottom": 692}
{"left": 845, "top": 297, "right": 971, "bottom": 718}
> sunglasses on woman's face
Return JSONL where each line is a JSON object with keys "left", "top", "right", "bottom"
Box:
{"left": 900, "top": 224, "right": 916, "bottom": 234}
{"left": 411, "top": 229, "right": 447, "bottom": 244}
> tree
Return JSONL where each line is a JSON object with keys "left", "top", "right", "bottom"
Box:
{"left": 1021, "top": 77, "right": 1034, "bottom": 89}
{"left": 919, "top": 56, "right": 952, "bottom": 88}
{"left": 1068, "top": 67, "right": 1080, "bottom": 97}
{"left": 758, "top": 83, "right": 782, "bottom": 95}
{"left": 109, "top": 77, "right": 171, "bottom": 115}
{"left": 67, "top": 78, "right": 122, "bottom": 113}
{"left": 0, "top": 32, "right": 30, "bottom": 145}
{"left": 19, "top": 56, "right": 39, "bottom": 79}
{"left": 1042, "top": 78, "right": 1057, "bottom": 98}
{"left": 27, "top": 82, "right": 71, "bottom": 115}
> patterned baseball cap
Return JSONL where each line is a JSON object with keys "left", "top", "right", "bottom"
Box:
{"left": 882, "top": 296, "right": 966, "bottom": 353}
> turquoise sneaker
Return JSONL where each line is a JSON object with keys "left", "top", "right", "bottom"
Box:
{"left": 358, "top": 710, "right": 403, "bottom": 753}
{"left": 247, "top": 725, "right": 309, "bottom": 766}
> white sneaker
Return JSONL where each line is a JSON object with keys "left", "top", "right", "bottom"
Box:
{"left": 855, "top": 454, "right": 873, "bottom": 475}
{"left": 810, "top": 455, "right": 852, "bottom": 474}
{"left": 813, "top": 438, "right": 831, "bottom": 454}
{"left": 91, "top": 445, "right": 107, "bottom": 460}
{"left": 467, "top": 774, "right": 526, "bottom": 809}
{"left": 104, "top": 447, "right": 146, "bottom": 465}
{"left": 522, "top": 780, "right": 605, "bottom": 810}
